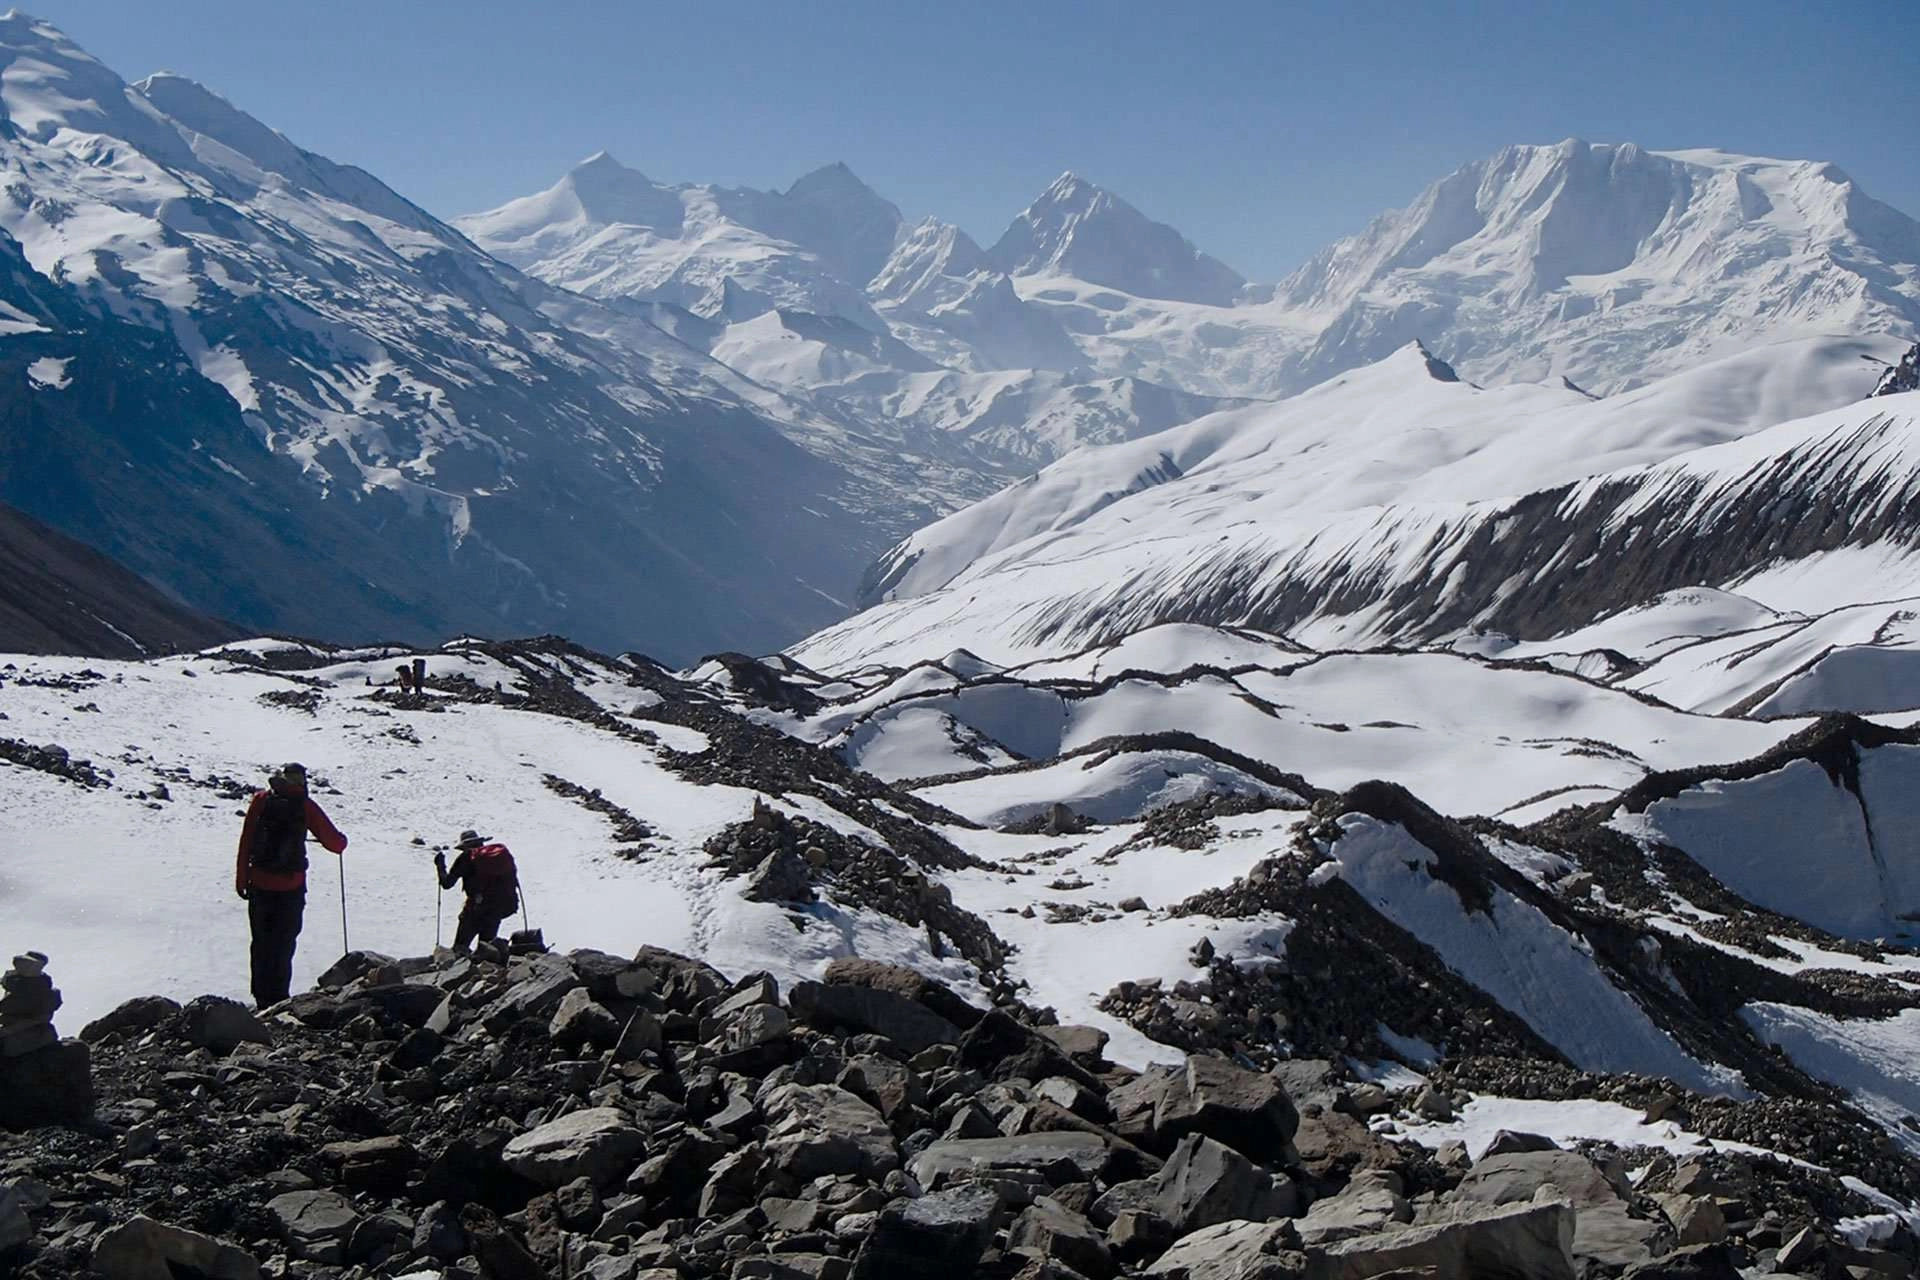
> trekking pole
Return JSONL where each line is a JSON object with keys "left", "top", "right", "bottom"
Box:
{"left": 518, "top": 876, "right": 532, "bottom": 935}
{"left": 338, "top": 855, "right": 350, "bottom": 955}
{"left": 435, "top": 880, "right": 443, "bottom": 950}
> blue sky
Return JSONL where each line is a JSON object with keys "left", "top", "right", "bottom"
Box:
{"left": 25, "top": 0, "right": 1920, "bottom": 279}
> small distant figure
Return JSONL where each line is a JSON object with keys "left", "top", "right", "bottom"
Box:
{"left": 395, "top": 663, "right": 413, "bottom": 695}
{"left": 435, "top": 829, "right": 520, "bottom": 953}
{"left": 235, "top": 763, "right": 348, "bottom": 1007}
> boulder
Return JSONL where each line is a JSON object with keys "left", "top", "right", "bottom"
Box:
{"left": 841, "top": 1054, "right": 920, "bottom": 1122}
{"left": 483, "top": 964, "right": 581, "bottom": 1031}
{"left": 1038, "top": 1024, "right": 1110, "bottom": 1066}
{"left": 502, "top": 1107, "right": 645, "bottom": 1188}
{"left": 1411, "top": 1084, "right": 1455, "bottom": 1121}
{"left": 763, "top": 1084, "right": 899, "bottom": 1180}
{"left": 1268, "top": 1059, "right": 1343, "bottom": 1111}
{"left": 281, "top": 991, "right": 365, "bottom": 1030}
{"left": 1288, "top": 1108, "right": 1406, "bottom": 1183}
{"left": 1156, "top": 1056, "right": 1299, "bottom": 1164}
{"left": 315, "top": 950, "right": 395, "bottom": 988}
{"left": 178, "top": 996, "right": 271, "bottom": 1054}
{"left": 1450, "top": 1149, "right": 1656, "bottom": 1269}
{"left": 1110, "top": 1066, "right": 1180, "bottom": 1144}
{"left": 268, "top": 1189, "right": 360, "bottom": 1264}
{"left": 1294, "top": 1180, "right": 1411, "bottom": 1245}
{"left": 555, "top": 1175, "right": 605, "bottom": 1231}
{"left": 632, "top": 946, "right": 729, "bottom": 1010}
{"left": 550, "top": 987, "right": 622, "bottom": 1050}
{"left": 1306, "top": 1200, "right": 1576, "bottom": 1280}
{"left": 762, "top": 1197, "right": 828, "bottom": 1234}
{"left": 1108, "top": 1208, "right": 1176, "bottom": 1264}
{"left": 0, "top": 1037, "right": 93, "bottom": 1129}
{"left": 743, "top": 848, "right": 815, "bottom": 903}
{"left": 1152, "top": 1133, "right": 1290, "bottom": 1234}
{"left": 1010, "top": 1196, "right": 1114, "bottom": 1279}
{"left": 612, "top": 1008, "right": 664, "bottom": 1060}
{"left": 825, "top": 957, "right": 982, "bottom": 1029}
{"left": 849, "top": 1185, "right": 1001, "bottom": 1280}
{"left": 1654, "top": 1194, "right": 1726, "bottom": 1248}
{"left": 357, "top": 982, "right": 446, "bottom": 1027}
{"left": 912, "top": 1132, "right": 1115, "bottom": 1189}
{"left": 721, "top": 1003, "right": 792, "bottom": 1051}
{"left": 789, "top": 980, "right": 961, "bottom": 1055}
{"left": 79, "top": 995, "right": 180, "bottom": 1043}
{"left": 320, "top": 1135, "right": 418, "bottom": 1195}
{"left": 1483, "top": 1129, "right": 1560, "bottom": 1157}
{"left": 1144, "top": 1219, "right": 1301, "bottom": 1280}
{"left": 91, "top": 1216, "right": 263, "bottom": 1280}
{"left": 1776, "top": 1224, "right": 1822, "bottom": 1270}
{"left": 569, "top": 949, "right": 654, "bottom": 1003}
{"left": 960, "top": 1009, "right": 1093, "bottom": 1086}
{"left": 412, "top": 1201, "right": 466, "bottom": 1262}
{"left": 0, "top": 1185, "right": 28, "bottom": 1251}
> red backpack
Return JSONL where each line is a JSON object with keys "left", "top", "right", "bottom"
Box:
{"left": 469, "top": 843, "right": 519, "bottom": 911}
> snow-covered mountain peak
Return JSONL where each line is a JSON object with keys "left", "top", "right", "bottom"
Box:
{"left": 867, "top": 215, "right": 989, "bottom": 305}
{"left": 0, "top": 12, "right": 189, "bottom": 160}
{"left": 557, "top": 150, "right": 678, "bottom": 224}
{"left": 761, "top": 159, "right": 902, "bottom": 285}
{"left": 1274, "top": 139, "right": 1920, "bottom": 393}
{"left": 785, "top": 159, "right": 877, "bottom": 202}
{"left": 987, "top": 169, "right": 1246, "bottom": 306}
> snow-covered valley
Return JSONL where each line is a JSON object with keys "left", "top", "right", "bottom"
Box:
{"left": 5, "top": 8, "right": 1920, "bottom": 1276}
{"left": 14, "top": 587, "right": 1920, "bottom": 1269}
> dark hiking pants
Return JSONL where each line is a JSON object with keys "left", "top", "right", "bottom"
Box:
{"left": 248, "top": 888, "right": 305, "bottom": 1007}
{"left": 453, "top": 900, "right": 510, "bottom": 952}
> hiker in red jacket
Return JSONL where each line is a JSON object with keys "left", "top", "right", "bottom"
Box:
{"left": 436, "top": 829, "right": 520, "bottom": 953}
{"left": 234, "top": 763, "right": 348, "bottom": 1007}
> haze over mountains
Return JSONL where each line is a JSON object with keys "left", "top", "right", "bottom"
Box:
{"left": 0, "top": 8, "right": 1917, "bottom": 672}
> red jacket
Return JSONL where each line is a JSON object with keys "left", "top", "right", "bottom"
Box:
{"left": 236, "top": 789, "right": 347, "bottom": 894}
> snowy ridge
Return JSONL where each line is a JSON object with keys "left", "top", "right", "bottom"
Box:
{"left": 470, "top": 137, "right": 1920, "bottom": 432}
{"left": 798, "top": 357, "right": 1920, "bottom": 672}
{"left": 0, "top": 15, "right": 936, "bottom": 661}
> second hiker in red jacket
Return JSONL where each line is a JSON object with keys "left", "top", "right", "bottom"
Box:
{"left": 235, "top": 762, "right": 348, "bottom": 1007}
{"left": 436, "top": 829, "right": 519, "bottom": 952}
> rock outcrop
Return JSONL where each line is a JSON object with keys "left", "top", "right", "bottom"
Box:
{"left": 0, "top": 937, "right": 1910, "bottom": 1279}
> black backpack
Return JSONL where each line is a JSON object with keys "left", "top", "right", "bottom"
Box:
{"left": 249, "top": 791, "right": 309, "bottom": 875}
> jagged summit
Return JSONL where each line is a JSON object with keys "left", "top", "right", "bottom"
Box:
{"left": 986, "top": 169, "right": 1246, "bottom": 306}
{"left": 1275, "top": 139, "right": 1920, "bottom": 392}
{"left": 785, "top": 159, "right": 871, "bottom": 198}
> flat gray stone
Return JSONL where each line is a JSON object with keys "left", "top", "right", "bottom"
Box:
{"left": 502, "top": 1106, "right": 645, "bottom": 1188}
{"left": 92, "top": 1215, "right": 263, "bottom": 1280}
{"left": 1144, "top": 1219, "right": 1299, "bottom": 1279}
{"left": 763, "top": 1083, "right": 898, "bottom": 1180}
{"left": 911, "top": 1131, "right": 1113, "bottom": 1189}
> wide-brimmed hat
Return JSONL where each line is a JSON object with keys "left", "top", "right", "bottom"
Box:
{"left": 455, "top": 829, "right": 488, "bottom": 849}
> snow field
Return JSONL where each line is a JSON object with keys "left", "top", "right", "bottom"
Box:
{"left": 0, "top": 653, "right": 968, "bottom": 1029}
{"left": 940, "top": 813, "right": 1305, "bottom": 1068}
{"left": 1318, "top": 815, "right": 1746, "bottom": 1096}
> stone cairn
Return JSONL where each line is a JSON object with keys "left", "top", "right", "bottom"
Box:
{"left": 0, "top": 951, "right": 93, "bottom": 1131}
